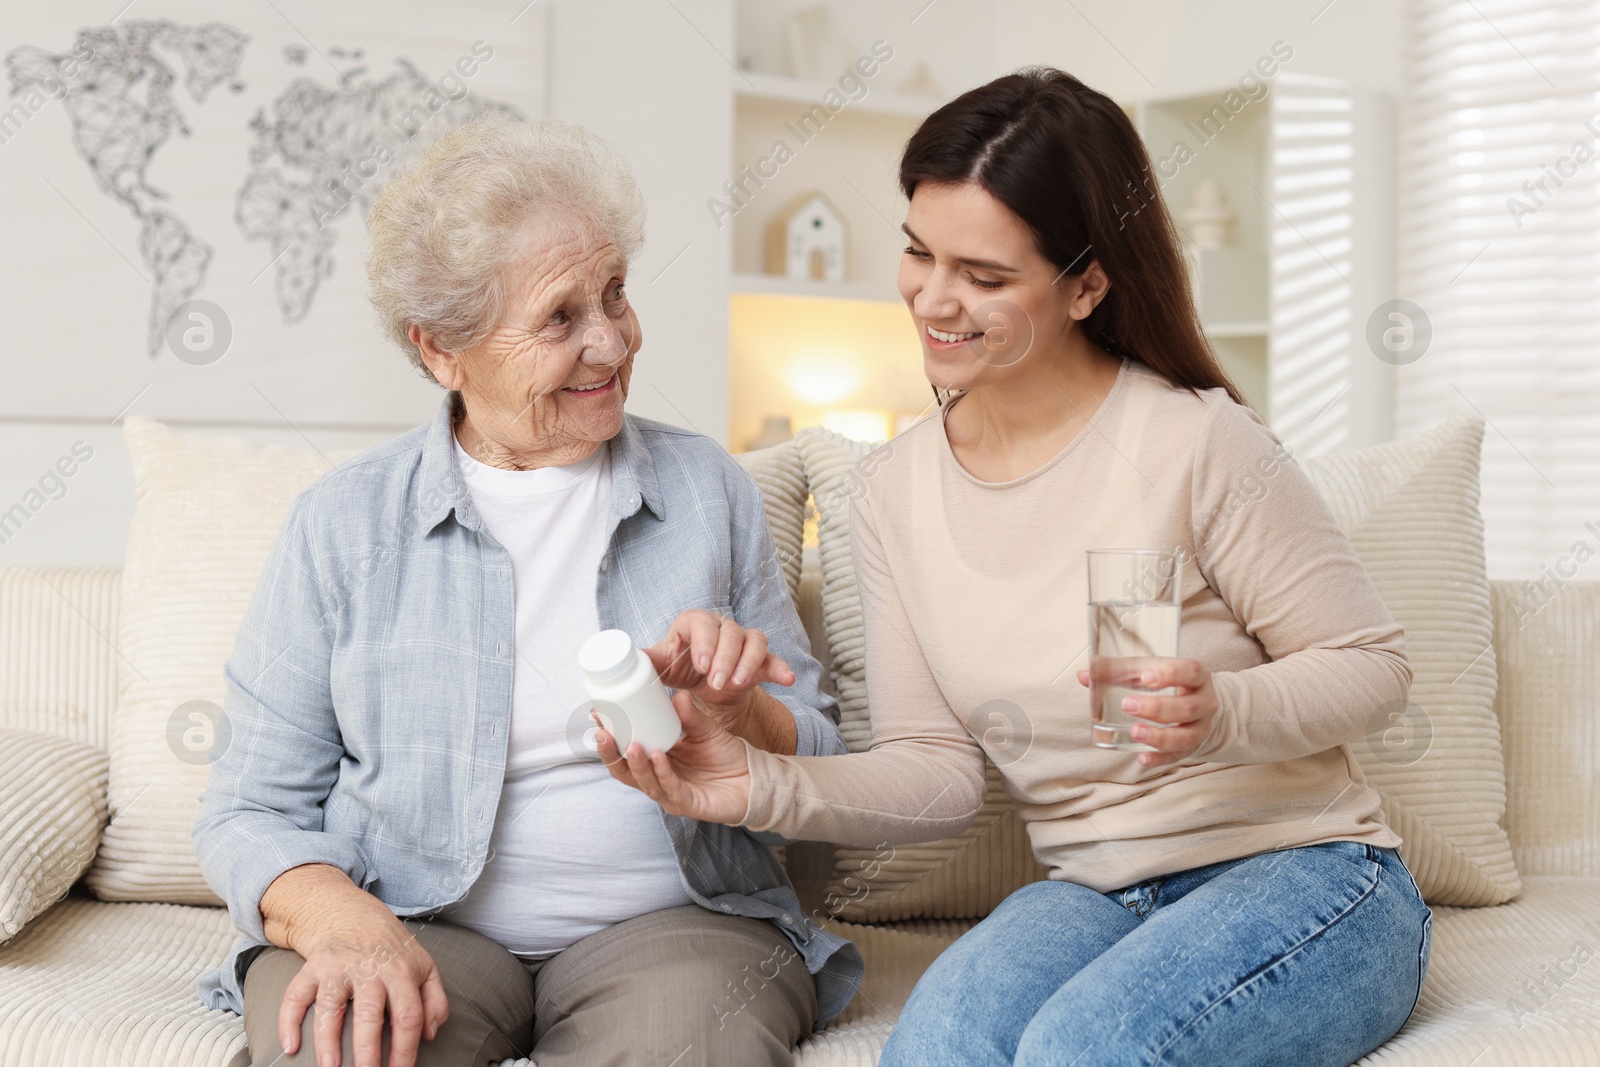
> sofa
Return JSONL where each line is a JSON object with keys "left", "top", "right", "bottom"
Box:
{"left": 0, "top": 412, "right": 1597, "bottom": 1067}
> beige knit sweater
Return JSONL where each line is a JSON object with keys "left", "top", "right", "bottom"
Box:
{"left": 742, "top": 357, "right": 1407, "bottom": 892}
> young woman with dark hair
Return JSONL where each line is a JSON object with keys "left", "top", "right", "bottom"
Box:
{"left": 599, "top": 67, "right": 1432, "bottom": 1066}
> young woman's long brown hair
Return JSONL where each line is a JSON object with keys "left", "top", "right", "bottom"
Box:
{"left": 901, "top": 66, "right": 1248, "bottom": 408}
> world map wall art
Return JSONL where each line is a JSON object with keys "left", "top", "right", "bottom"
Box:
{"left": 0, "top": 1, "right": 548, "bottom": 426}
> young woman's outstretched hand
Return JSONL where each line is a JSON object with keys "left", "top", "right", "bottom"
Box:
{"left": 593, "top": 690, "right": 753, "bottom": 824}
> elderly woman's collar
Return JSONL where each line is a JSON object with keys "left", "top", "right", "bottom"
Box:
{"left": 606, "top": 412, "right": 666, "bottom": 523}
{"left": 415, "top": 393, "right": 664, "bottom": 537}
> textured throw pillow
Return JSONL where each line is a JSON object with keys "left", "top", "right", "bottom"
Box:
{"left": 0, "top": 728, "right": 109, "bottom": 941}
{"left": 1304, "top": 414, "right": 1520, "bottom": 906}
{"left": 732, "top": 437, "right": 809, "bottom": 604}
{"left": 87, "top": 418, "right": 360, "bottom": 904}
{"left": 797, "top": 427, "right": 1047, "bottom": 922}
{"left": 807, "top": 413, "right": 1519, "bottom": 919}
{"left": 1491, "top": 579, "right": 1600, "bottom": 880}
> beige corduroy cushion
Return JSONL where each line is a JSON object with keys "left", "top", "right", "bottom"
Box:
{"left": 732, "top": 437, "right": 809, "bottom": 603}
{"left": 0, "top": 566, "right": 121, "bottom": 749}
{"left": 0, "top": 898, "right": 248, "bottom": 1067}
{"left": 1303, "top": 414, "right": 1520, "bottom": 906}
{"left": 1491, "top": 580, "right": 1600, "bottom": 879}
{"left": 805, "top": 414, "right": 1518, "bottom": 919}
{"left": 2, "top": 878, "right": 1596, "bottom": 1066}
{"left": 796, "top": 427, "right": 1047, "bottom": 922}
{"left": 0, "top": 729, "right": 108, "bottom": 943}
{"left": 86, "top": 418, "right": 360, "bottom": 905}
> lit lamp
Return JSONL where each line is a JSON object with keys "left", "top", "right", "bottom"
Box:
{"left": 782, "top": 362, "right": 894, "bottom": 443}
{"left": 786, "top": 362, "right": 859, "bottom": 407}
{"left": 819, "top": 409, "right": 894, "bottom": 443}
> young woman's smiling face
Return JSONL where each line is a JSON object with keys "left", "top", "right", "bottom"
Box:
{"left": 898, "top": 180, "right": 1100, "bottom": 393}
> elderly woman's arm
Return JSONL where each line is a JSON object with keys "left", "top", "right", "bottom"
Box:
{"left": 193, "top": 500, "right": 447, "bottom": 1067}
{"left": 194, "top": 500, "right": 364, "bottom": 933}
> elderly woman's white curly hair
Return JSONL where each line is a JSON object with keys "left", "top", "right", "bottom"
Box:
{"left": 366, "top": 116, "right": 647, "bottom": 380}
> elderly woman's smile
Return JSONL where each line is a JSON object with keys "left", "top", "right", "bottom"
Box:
{"left": 416, "top": 220, "right": 642, "bottom": 471}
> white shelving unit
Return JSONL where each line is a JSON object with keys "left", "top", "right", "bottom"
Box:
{"left": 1204, "top": 322, "right": 1271, "bottom": 339}
{"left": 1127, "top": 75, "right": 1395, "bottom": 455}
{"left": 727, "top": 87, "right": 930, "bottom": 298}
{"left": 732, "top": 70, "right": 940, "bottom": 119}
{"left": 729, "top": 271, "right": 899, "bottom": 303}
{"left": 725, "top": 9, "right": 944, "bottom": 450}
{"left": 721, "top": 5, "right": 1394, "bottom": 458}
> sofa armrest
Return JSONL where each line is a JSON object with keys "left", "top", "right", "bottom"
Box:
{"left": 1491, "top": 578, "right": 1600, "bottom": 877}
{"left": 0, "top": 564, "right": 121, "bottom": 750}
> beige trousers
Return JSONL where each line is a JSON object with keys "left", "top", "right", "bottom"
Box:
{"left": 242, "top": 904, "right": 818, "bottom": 1066}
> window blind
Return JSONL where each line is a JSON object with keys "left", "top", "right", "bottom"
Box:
{"left": 1270, "top": 76, "right": 1356, "bottom": 460}
{"left": 1400, "top": 0, "right": 1600, "bottom": 580}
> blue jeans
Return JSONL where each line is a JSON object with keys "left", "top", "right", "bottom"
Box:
{"left": 880, "top": 841, "right": 1432, "bottom": 1067}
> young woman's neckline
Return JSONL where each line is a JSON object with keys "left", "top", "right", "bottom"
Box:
{"left": 938, "top": 355, "right": 1133, "bottom": 489}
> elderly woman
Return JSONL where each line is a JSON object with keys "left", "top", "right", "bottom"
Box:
{"left": 193, "top": 118, "right": 860, "bottom": 1067}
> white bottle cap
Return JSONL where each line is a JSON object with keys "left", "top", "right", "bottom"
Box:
{"left": 579, "top": 629, "right": 637, "bottom": 682}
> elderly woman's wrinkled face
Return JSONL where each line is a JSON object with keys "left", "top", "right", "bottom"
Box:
{"left": 447, "top": 217, "right": 641, "bottom": 464}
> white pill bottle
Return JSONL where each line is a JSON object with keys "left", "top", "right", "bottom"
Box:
{"left": 578, "top": 629, "right": 683, "bottom": 753}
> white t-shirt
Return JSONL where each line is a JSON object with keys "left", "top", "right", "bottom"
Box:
{"left": 442, "top": 435, "right": 692, "bottom": 957}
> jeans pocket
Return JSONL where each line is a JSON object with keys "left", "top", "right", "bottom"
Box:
{"left": 1312, "top": 839, "right": 1381, "bottom": 871}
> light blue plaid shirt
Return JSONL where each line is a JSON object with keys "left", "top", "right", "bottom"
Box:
{"left": 194, "top": 393, "right": 862, "bottom": 1024}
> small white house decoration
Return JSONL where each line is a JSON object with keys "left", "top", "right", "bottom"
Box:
{"left": 765, "top": 192, "right": 847, "bottom": 283}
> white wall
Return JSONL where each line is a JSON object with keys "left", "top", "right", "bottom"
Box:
{"left": 544, "top": 0, "right": 733, "bottom": 446}
{"left": 993, "top": 0, "right": 1401, "bottom": 98}
{"left": 0, "top": 0, "right": 1398, "bottom": 567}
{"left": 0, "top": 0, "right": 732, "bottom": 567}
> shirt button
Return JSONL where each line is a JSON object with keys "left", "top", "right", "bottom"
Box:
{"left": 720, "top": 904, "right": 734, "bottom": 913}
{"left": 779, "top": 915, "right": 794, "bottom": 926}
{"left": 599, "top": 558, "right": 610, "bottom": 572}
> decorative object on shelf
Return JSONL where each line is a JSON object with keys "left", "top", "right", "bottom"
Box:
{"left": 898, "top": 62, "right": 942, "bottom": 99}
{"left": 781, "top": 5, "right": 854, "bottom": 82}
{"left": 1182, "top": 178, "right": 1237, "bottom": 249}
{"left": 765, "top": 192, "right": 848, "bottom": 283}
{"left": 745, "top": 415, "right": 795, "bottom": 452}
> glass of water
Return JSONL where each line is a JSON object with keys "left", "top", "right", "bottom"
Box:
{"left": 1087, "top": 549, "right": 1184, "bottom": 751}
